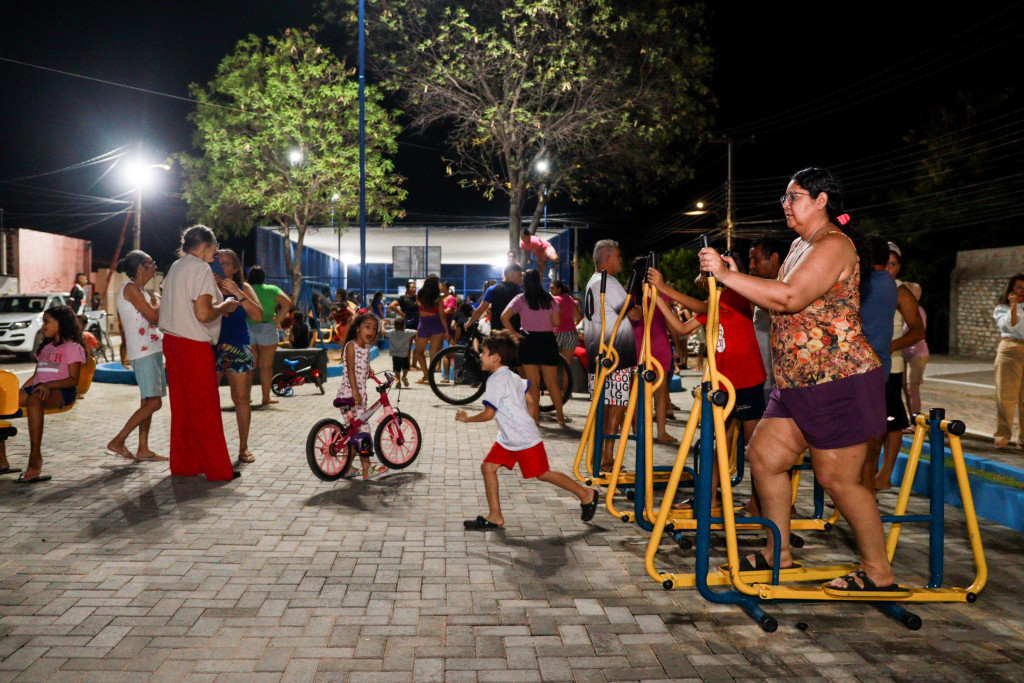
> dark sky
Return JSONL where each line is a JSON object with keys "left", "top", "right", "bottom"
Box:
{"left": 1, "top": 2, "right": 1021, "bottom": 267}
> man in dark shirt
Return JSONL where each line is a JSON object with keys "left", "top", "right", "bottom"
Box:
{"left": 69, "top": 273, "right": 88, "bottom": 314}
{"left": 468, "top": 262, "right": 523, "bottom": 332}
{"left": 388, "top": 280, "right": 420, "bottom": 330}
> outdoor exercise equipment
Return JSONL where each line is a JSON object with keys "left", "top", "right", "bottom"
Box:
{"left": 643, "top": 237, "right": 986, "bottom": 631}
{"left": 572, "top": 271, "right": 636, "bottom": 487}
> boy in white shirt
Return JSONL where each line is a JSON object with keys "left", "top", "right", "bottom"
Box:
{"left": 455, "top": 330, "right": 598, "bottom": 530}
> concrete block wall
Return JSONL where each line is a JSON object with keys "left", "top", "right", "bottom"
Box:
{"left": 950, "top": 246, "right": 1024, "bottom": 359}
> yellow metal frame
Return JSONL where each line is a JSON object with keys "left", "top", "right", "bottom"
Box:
{"left": 572, "top": 274, "right": 634, "bottom": 486}
{"left": 644, "top": 272, "right": 986, "bottom": 607}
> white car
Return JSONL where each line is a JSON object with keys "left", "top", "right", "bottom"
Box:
{"left": 0, "top": 293, "right": 70, "bottom": 358}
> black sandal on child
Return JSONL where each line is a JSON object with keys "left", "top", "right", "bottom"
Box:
{"left": 580, "top": 490, "right": 598, "bottom": 522}
{"left": 463, "top": 516, "right": 503, "bottom": 531}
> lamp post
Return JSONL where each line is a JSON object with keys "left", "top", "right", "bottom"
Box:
{"left": 127, "top": 162, "right": 171, "bottom": 251}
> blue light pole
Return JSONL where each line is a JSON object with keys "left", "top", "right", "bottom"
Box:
{"left": 358, "top": 0, "right": 367, "bottom": 304}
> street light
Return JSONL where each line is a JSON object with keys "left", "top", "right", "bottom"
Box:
{"left": 124, "top": 161, "right": 171, "bottom": 251}
{"left": 289, "top": 149, "right": 304, "bottom": 166}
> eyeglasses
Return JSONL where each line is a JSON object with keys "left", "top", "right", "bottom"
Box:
{"left": 779, "top": 191, "right": 811, "bottom": 205}
{"left": 145, "top": 259, "right": 156, "bottom": 267}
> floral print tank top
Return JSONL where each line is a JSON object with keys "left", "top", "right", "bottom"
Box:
{"left": 771, "top": 231, "right": 880, "bottom": 389}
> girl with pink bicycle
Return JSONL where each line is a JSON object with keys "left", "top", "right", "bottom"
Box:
{"left": 306, "top": 313, "right": 422, "bottom": 480}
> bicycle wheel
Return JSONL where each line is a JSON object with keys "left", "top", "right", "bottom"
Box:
{"left": 91, "top": 328, "right": 112, "bottom": 362}
{"left": 271, "top": 373, "right": 294, "bottom": 397}
{"left": 374, "top": 412, "right": 422, "bottom": 469}
{"left": 538, "top": 354, "right": 573, "bottom": 413}
{"left": 306, "top": 418, "right": 353, "bottom": 481}
{"left": 427, "top": 345, "right": 487, "bottom": 405}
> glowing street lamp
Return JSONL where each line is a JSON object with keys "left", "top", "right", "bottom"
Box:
{"left": 289, "top": 149, "right": 304, "bottom": 166}
{"left": 124, "top": 160, "right": 171, "bottom": 251}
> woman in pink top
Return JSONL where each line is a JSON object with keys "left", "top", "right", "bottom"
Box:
{"left": 502, "top": 269, "right": 566, "bottom": 425}
{"left": 0, "top": 305, "right": 86, "bottom": 484}
{"left": 549, "top": 280, "right": 581, "bottom": 367}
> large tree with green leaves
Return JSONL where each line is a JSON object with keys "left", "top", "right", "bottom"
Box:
{"left": 324, "top": 0, "right": 712, "bottom": 255}
{"left": 178, "top": 28, "right": 406, "bottom": 301}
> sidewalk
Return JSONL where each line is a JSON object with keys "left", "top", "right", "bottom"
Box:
{"left": 1, "top": 354, "right": 1023, "bottom": 681}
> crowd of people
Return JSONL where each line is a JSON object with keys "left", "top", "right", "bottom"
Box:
{"left": 3, "top": 162, "right": 1020, "bottom": 581}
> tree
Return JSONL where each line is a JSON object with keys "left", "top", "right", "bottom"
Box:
{"left": 178, "top": 28, "right": 406, "bottom": 301}
{"left": 324, "top": 0, "right": 712, "bottom": 255}
{"left": 855, "top": 87, "right": 1021, "bottom": 351}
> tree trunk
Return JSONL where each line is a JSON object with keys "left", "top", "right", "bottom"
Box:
{"left": 509, "top": 202, "right": 522, "bottom": 264}
{"left": 291, "top": 222, "right": 308, "bottom": 307}
{"left": 279, "top": 221, "right": 301, "bottom": 303}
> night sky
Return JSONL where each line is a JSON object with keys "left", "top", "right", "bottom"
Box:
{"left": 1, "top": 2, "right": 1021, "bottom": 269}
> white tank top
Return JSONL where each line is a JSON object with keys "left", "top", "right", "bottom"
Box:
{"left": 891, "top": 279, "right": 905, "bottom": 374}
{"left": 117, "top": 281, "right": 164, "bottom": 360}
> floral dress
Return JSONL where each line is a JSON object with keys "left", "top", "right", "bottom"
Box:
{"left": 335, "top": 341, "right": 371, "bottom": 411}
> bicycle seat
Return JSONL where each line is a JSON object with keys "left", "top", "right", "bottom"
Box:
{"left": 284, "top": 358, "right": 301, "bottom": 370}
{"left": 333, "top": 397, "right": 356, "bottom": 409}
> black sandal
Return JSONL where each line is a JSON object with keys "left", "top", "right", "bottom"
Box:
{"left": 463, "top": 516, "right": 503, "bottom": 531}
{"left": 580, "top": 490, "right": 598, "bottom": 522}
{"left": 824, "top": 570, "right": 907, "bottom": 595}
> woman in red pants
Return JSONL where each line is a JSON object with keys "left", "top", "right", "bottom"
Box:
{"left": 158, "top": 225, "right": 241, "bottom": 481}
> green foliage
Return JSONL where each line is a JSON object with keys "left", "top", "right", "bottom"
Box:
{"left": 177, "top": 28, "right": 406, "bottom": 298}
{"left": 324, "top": 0, "right": 712, "bottom": 250}
{"left": 655, "top": 247, "right": 705, "bottom": 300}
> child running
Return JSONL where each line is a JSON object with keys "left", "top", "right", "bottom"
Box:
{"left": 0, "top": 305, "right": 87, "bottom": 484}
{"left": 335, "top": 312, "right": 388, "bottom": 479}
{"left": 455, "top": 330, "right": 598, "bottom": 530}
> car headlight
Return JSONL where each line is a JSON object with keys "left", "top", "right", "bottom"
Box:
{"left": 9, "top": 321, "right": 31, "bottom": 330}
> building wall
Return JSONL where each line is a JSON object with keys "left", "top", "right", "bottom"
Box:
{"left": 950, "top": 246, "right": 1024, "bottom": 358}
{"left": 16, "top": 228, "right": 91, "bottom": 294}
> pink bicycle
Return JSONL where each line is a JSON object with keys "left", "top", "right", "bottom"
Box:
{"left": 305, "top": 371, "right": 422, "bottom": 481}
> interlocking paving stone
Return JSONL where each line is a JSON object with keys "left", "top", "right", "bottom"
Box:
{"left": 0, "top": 356, "right": 1023, "bottom": 681}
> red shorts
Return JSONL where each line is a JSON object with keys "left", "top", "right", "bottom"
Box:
{"left": 484, "top": 442, "right": 550, "bottom": 479}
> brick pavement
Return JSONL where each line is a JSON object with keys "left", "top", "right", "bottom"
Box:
{"left": 2, "top": 354, "right": 1024, "bottom": 681}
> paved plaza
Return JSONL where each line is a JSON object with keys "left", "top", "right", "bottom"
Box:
{"left": 1, "top": 353, "right": 1024, "bottom": 682}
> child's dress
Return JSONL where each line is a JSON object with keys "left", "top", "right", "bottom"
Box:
{"left": 336, "top": 340, "right": 371, "bottom": 414}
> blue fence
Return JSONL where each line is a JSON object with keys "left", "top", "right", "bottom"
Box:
{"left": 255, "top": 225, "right": 575, "bottom": 302}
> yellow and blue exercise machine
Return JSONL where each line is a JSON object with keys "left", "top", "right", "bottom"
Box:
{"left": 645, "top": 235, "right": 986, "bottom": 631}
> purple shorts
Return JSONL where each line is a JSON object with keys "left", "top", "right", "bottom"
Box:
{"left": 762, "top": 368, "right": 886, "bottom": 450}
{"left": 417, "top": 314, "right": 446, "bottom": 338}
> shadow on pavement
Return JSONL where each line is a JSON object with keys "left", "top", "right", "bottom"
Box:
{"left": 477, "top": 527, "right": 604, "bottom": 578}
{"left": 304, "top": 470, "right": 426, "bottom": 512}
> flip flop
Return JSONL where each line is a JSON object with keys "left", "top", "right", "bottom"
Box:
{"left": 822, "top": 570, "right": 911, "bottom": 598}
{"left": 104, "top": 448, "right": 136, "bottom": 460}
{"left": 739, "top": 552, "right": 773, "bottom": 572}
{"left": 14, "top": 473, "right": 52, "bottom": 485}
{"left": 0, "top": 467, "right": 22, "bottom": 476}
{"left": 463, "top": 515, "right": 503, "bottom": 531}
{"left": 239, "top": 452, "right": 256, "bottom": 463}
{"left": 655, "top": 436, "right": 679, "bottom": 445}
{"left": 135, "top": 453, "right": 169, "bottom": 461}
{"left": 580, "top": 490, "right": 599, "bottom": 522}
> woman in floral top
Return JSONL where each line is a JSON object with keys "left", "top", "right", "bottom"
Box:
{"left": 697, "top": 167, "right": 901, "bottom": 597}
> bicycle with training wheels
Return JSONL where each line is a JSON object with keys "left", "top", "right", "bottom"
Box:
{"left": 272, "top": 358, "right": 326, "bottom": 397}
{"left": 427, "top": 325, "right": 573, "bottom": 411}
{"left": 305, "top": 370, "right": 422, "bottom": 480}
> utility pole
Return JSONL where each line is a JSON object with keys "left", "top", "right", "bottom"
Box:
{"left": 709, "top": 136, "right": 754, "bottom": 252}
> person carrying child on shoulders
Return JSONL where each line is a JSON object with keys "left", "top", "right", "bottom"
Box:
{"left": 455, "top": 330, "right": 598, "bottom": 530}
